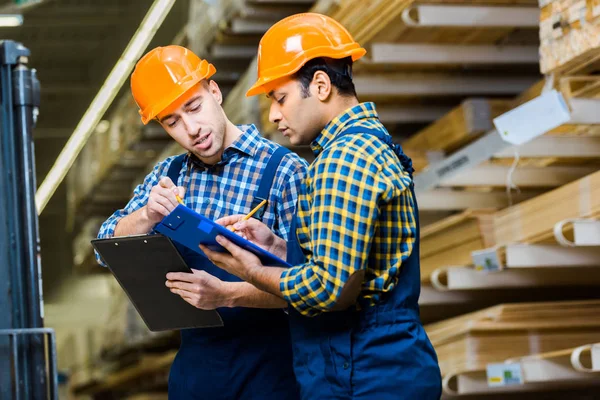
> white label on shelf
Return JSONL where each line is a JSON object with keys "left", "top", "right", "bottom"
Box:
{"left": 493, "top": 90, "right": 571, "bottom": 146}
{"left": 568, "top": 0, "right": 587, "bottom": 23}
{"left": 472, "top": 248, "right": 503, "bottom": 272}
{"left": 487, "top": 363, "right": 524, "bottom": 387}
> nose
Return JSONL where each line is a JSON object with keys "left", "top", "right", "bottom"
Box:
{"left": 181, "top": 113, "right": 199, "bottom": 136}
{"left": 269, "top": 103, "right": 282, "bottom": 125}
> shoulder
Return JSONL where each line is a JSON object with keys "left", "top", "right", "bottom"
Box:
{"left": 254, "top": 133, "right": 309, "bottom": 172}
{"left": 148, "top": 153, "right": 187, "bottom": 177}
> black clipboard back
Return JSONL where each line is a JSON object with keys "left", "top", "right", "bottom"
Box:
{"left": 91, "top": 234, "right": 223, "bottom": 332}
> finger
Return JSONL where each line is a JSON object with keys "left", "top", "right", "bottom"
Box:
{"left": 167, "top": 280, "right": 199, "bottom": 293}
{"left": 153, "top": 191, "right": 179, "bottom": 211}
{"left": 171, "top": 289, "right": 197, "bottom": 306}
{"left": 215, "top": 215, "right": 245, "bottom": 227}
{"left": 148, "top": 201, "right": 172, "bottom": 218}
{"left": 175, "top": 186, "right": 186, "bottom": 199}
{"left": 199, "top": 244, "right": 235, "bottom": 265}
{"left": 215, "top": 235, "right": 252, "bottom": 260}
{"left": 159, "top": 176, "right": 175, "bottom": 189}
{"left": 166, "top": 271, "right": 195, "bottom": 282}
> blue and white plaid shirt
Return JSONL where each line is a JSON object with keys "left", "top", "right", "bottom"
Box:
{"left": 96, "top": 124, "right": 308, "bottom": 266}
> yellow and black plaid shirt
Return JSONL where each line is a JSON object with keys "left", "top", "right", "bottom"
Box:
{"left": 280, "top": 102, "right": 418, "bottom": 316}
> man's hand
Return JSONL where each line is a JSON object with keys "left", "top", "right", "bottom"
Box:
{"left": 215, "top": 215, "right": 286, "bottom": 258}
{"left": 166, "top": 269, "right": 233, "bottom": 310}
{"left": 143, "top": 177, "right": 186, "bottom": 224}
{"left": 200, "top": 236, "right": 285, "bottom": 297}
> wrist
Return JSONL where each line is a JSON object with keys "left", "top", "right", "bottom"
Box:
{"left": 141, "top": 205, "right": 159, "bottom": 226}
{"left": 223, "top": 282, "right": 240, "bottom": 308}
{"left": 269, "top": 236, "right": 287, "bottom": 259}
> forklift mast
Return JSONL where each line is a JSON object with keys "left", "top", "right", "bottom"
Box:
{"left": 0, "top": 40, "right": 58, "bottom": 399}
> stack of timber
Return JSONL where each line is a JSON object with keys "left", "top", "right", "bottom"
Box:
{"left": 539, "top": 0, "right": 600, "bottom": 76}
{"left": 443, "top": 343, "right": 600, "bottom": 396}
{"left": 493, "top": 169, "right": 600, "bottom": 245}
{"left": 420, "top": 210, "right": 495, "bottom": 282}
{"left": 425, "top": 300, "right": 600, "bottom": 376}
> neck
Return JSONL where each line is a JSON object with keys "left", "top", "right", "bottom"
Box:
{"left": 323, "top": 95, "right": 359, "bottom": 127}
{"left": 223, "top": 120, "right": 243, "bottom": 148}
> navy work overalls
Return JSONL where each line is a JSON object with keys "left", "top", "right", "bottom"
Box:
{"left": 286, "top": 127, "right": 442, "bottom": 400}
{"left": 165, "top": 150, "right": 300, "bottom": 400}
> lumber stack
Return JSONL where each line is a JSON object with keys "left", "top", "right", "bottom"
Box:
{"left": 403, "top": 99, "right": 512, "bottom": 154}
{"left": 425, "top": 300, "right": 600, "bottom": 375}
{"left": 493, "top": 170, "right": 600, "bottom": 245}
{"left": 420, "top": 210, "right": 495, "bottom": 282}
{"left": 539, "top": 0, "right": 600, "bottom": 75}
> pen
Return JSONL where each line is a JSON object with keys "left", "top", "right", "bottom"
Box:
{"left": 229, "top": 199, "right": 267, "bottom": 232}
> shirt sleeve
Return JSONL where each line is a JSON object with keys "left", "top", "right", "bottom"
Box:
{"left": 94, "top": 158, "right": 173, "bottom": 267}
{"left": 279, "top": 144, "right": 411, "bottom": 316}
{"left": 271, "top": 153, "right": 309, "bottom": 241}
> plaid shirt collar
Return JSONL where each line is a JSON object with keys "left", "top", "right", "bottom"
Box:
{"left": 189, "top": 124, "right": 260, "bottom": 168}
{"left": 310, "top": 102, "right": 379, "bottom": 156}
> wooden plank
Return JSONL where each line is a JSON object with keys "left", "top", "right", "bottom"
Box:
{"left": 425, "top": 300, "right": 600, "bottom": 375}
{"left": 493, "top": 170, "right": 600, "bottom": 245}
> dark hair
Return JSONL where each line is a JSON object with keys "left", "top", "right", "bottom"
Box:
{"left": 292, "top": 57, "right": 357, "bottom": 98}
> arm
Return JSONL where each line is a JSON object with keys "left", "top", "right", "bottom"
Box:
{"left": 166, "top": 269, "right": 287, "bottom": 309}
{"left": 278, "top": 146, "right": 394, "bottom": 316}
{"left": 95, "top": 158, "right": 184, "bottom": 266}
{"left": 202, "top": 146, "right": 394, "bottom": 315}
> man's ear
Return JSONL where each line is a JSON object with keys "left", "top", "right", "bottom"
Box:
{"left": 207, "top": 80, "right": 223, "bottom": 105}
{"left": 311, "top": 70, "right": 332, "bottom": 101}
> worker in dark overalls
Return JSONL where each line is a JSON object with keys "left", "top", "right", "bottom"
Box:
{"left": 95, "top": 45, "right": 307, "bottom": 399}
{"left": 201, "top": 13, "right": 443, "bottom": 399}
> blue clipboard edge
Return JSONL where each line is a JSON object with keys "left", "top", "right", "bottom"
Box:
{"left": 155, "top": 205, "right": 293, "bottom": 269}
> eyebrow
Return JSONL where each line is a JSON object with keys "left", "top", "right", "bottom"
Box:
{"left": 266, "top": 90, "right": 274, "bottom": 99}
{"left": 159, "top": 95, "right": 203, "bottom": 123}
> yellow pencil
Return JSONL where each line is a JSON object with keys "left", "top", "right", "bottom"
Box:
{"left": 175, "top": 194, "right": 185, "bottom": 205}
{"left": 242, "top": 199, "right": 267, "bottom": 221}
{"left": 229, "top": 199, "right": 267, "bottom": 232}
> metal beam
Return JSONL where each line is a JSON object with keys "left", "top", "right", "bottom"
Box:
{"left": 495, "top": 136, "right": 600, "bottom": 158}
{"left": 36, "top": 0, "right": 177, "bottom": 214}
{"left": 354, "top": 74, "right": 537, "bottom": 97}
{"left": 441, "top": 165, "right": 597, "bottom": 187}
{"left": 506, "top": 244, "right": 600, "bottom": 268}
{"left": 413, "top": 97, "right": 600, "bottom": 191}
{"left": 369, "top": 44, "right": 539, "bottom": 65}
{"left": 402, "top": 5, "right": 540, "bottom": 28}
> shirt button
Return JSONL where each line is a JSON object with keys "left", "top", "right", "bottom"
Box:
{"left": 343, "top": 362, "right": 350, "bottom": 370}
{"left": 204, "top": 198, "right": 211, "bottom": 205}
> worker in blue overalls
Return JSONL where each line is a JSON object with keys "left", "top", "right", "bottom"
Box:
{"left": 95, "top": 45, "right": 308, "bottom": 399}
{"left": 200, "top": 13, "right": 443, "bottom": 399}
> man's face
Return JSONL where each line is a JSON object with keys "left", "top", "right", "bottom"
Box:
{"left": 267, "top": 78, "right": 323, "bottom": 146}
{"left": 158, "top": 80, "right": 227, "bottom": 164}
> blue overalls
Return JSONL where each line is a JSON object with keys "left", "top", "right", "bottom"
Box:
{"left": 285, "top": 127, "right": 442, "bottom": 399}
{"left": 165, "top": 149, "right": 300, "bottom": 400}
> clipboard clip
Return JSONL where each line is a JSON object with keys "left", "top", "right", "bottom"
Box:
{"left": 249, "top": 197, "right": 268, "bottom": 221}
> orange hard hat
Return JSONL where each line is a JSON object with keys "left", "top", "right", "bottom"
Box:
{"left": 246, "top": 13, "right": 366, "bottom": 97}
{"left": 131, "top": 45, "right": 216, "bottom": 124}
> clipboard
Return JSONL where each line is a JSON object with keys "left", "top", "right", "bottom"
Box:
{"left": 155, "top": 205, "right": 292, "bottom": 268}
{"left": 91, "top": 234, "right": 224, "bottom": 332}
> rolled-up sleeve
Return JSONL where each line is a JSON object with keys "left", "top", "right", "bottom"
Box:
{"left": 94, "top": 158, "right": 172, "bottom": 266}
